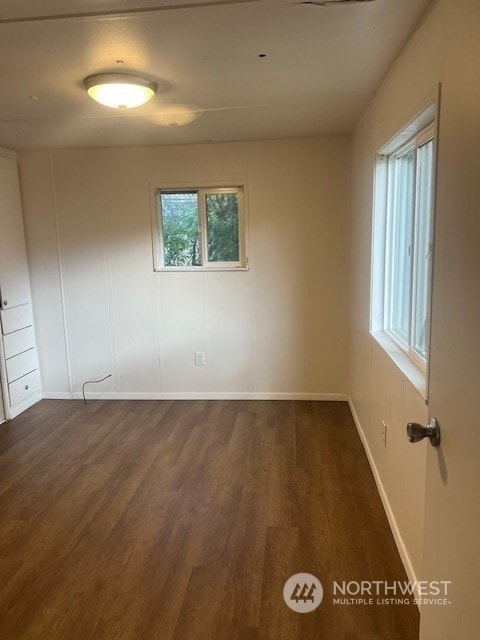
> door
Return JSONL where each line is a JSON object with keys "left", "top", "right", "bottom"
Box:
{"left": 419, "top": 1, "right": 480, "bottom": 639}
{"left": 0, "top": 152, "right": 32, "bottom": 310}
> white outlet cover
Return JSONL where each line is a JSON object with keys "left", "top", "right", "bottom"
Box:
{"left": 194, "top": 351, "right": 205, "bottom": 366}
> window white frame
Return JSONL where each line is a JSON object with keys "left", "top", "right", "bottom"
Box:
{"left": 371, "top": 103, "right": 437, "bottom": 394}
{"left": 385, "top": 125, "right": 435, "bottom": 368}
{"left": 151, "top": 182, "right": 248, "bottom": 271}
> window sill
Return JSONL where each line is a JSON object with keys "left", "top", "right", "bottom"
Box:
{"left": 370, "top": 330, "right": 427, "bottom": 402}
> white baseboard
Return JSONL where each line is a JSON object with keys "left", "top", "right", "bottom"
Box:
{"left": 348, "top": 397, "right": 419, "bottom": 593}
{"left": 43, "top": 391, "right": 348, "bottom": 401}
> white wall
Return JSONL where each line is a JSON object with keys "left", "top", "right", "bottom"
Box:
{"left": 348, "top": 0, "right": 444, "bottom": 583}
{"left": 19, "top": 137, "right": 350, "bottom": 399}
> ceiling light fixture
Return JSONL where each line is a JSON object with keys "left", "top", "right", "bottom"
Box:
{"left": 84, "top": 73, "right": 158, "bottom": 110}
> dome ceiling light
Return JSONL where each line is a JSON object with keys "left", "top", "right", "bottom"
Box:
{"left": 84, "top": 73, "right": 158, "bottom": 110}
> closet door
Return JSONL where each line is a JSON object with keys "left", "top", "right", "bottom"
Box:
{"left": 0, "top": 153, "right": 32, "bottom": 309}
{"left": 0, "top": 149, "right": 41, "bottom": 421}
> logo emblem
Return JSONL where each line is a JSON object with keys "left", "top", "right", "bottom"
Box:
{"left": 283, "top": 573, "right": 323, "bottom": 613}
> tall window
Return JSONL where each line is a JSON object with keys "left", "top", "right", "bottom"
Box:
{"left": 372, "top": 121, "right": 435, "bottom": 368}
{"left": 153, "top": 186, "right": 246, "bottom": 270}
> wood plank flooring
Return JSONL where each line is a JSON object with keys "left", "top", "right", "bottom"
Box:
{"left": 0, "top": 400, "right": 419, "bottom": 639}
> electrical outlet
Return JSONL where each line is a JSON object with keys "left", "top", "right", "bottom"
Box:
{"left": 194, "top": 351, "right": 205, "bottom": 366}
{"left": 381, "top": 420, "right": 388, "bottom": 447}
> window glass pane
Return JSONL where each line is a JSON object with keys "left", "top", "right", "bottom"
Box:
{"left": 388, "top": 151, "right": 415, "bottom": 342}
{"left": 412, "top": 140, "right": 434, "bottom": 357}
{"left": 205, "top": 192, "right": 240, "bottom": 263}
{"left": 161, "top": 192, "right": 201, "bottom": 266}
{"left": 389, "top": 150, "right": 414, "bottom": 342}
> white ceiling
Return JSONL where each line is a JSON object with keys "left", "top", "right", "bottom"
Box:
{"left": 0, "top": 0, "right": 431, "bottom": 149}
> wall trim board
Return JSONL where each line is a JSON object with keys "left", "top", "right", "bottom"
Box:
{"left": 43, "top": 391, "right": 348, "bottom": 401}
{"left": 347, "top": 396, "right": 421, "bottom": 600}
{"left": 48, "top": 152, "right": 74, "bottom": 394}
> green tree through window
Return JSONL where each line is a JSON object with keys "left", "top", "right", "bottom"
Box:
{"left": 161, "top": 192, "right": 200, "bottom": 266}
{"left": 157, "top": 187, "right": 244, "bottom": 268}
{"left": 206, "top": 193, "right": 239, "bottom": 263}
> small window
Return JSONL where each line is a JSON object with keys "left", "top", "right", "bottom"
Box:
{"left": 372, "top": 117, "right": 436, "bottom": 370}
{"left": 153, "top": 186, "right": 247, "bottom": 270}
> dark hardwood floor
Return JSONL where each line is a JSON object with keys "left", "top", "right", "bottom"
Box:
{"left": 0, "top": 399, "right": 419, "bottom": 639}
